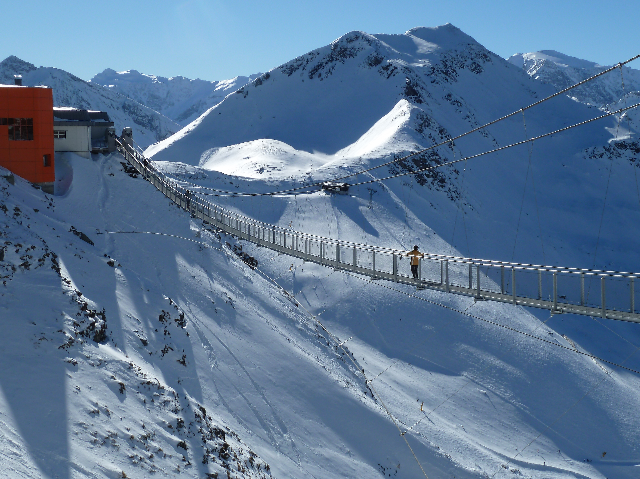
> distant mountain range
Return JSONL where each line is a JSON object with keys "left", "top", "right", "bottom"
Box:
{"left": 2, "top": 46, "right": 637, "bottom": 150}
{"left": 508, "top": 50, "right": 640, "bottom": 108}
{"left": 90, "top": 68, "right": 260, "bottom": 127}
{"left": 0, "top": 56, "right": 258, "bottom": 148}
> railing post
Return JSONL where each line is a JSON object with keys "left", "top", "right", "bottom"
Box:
{"left": 372, "top": 250, "right": 376, "bottom": 274}
{"left": 336, "top": 244, "right": 340, "bottom": 264}
{"left": 320, "top": 241, "right": 324, "bottom": 264}
{"left": 353, "top": 246, "right": 357, "bottom": 268}
{"left": 393, "top": 254, "right": 398, "bottom": 282}
{"left": 476, "top": 265, "right": 481, "bottom": 298}
{"left": 512, "top": 268, "right": 516, "bottom": 305}
{"left": 469, "top": 263, "right": 473, "bottom": 290}
{"left": 501, "top": 266, "right": 505, "bottom": 294}
{"left": 580, "top": 273, "right": 585, "bottom": 306}
{"left": 538, "top": 270, "right": 542, "bottom": 300}
{"left": 284, "top": 232, "right": 287, "bottom": 249}
{"left": 601, "top": 276, "right": 606, "bottom": 318}
{"left": 553, "top": 272, "right": 558, "bottom": 312}
{"left": 445, "top": 260, "right": 450, "bottom": 293}
{"left": 418, "top": 257, "right": 422, "bottom": 281}
{"left": 632, "top": 277, "right": 635, "bottom": 314}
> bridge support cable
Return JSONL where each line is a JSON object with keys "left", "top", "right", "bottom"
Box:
{"left": 511, "top": 109, "right": 544, "bottom": 263}
{"left": 450, "top": 144, "right": 472, "bottom": 256}
{"left": 587, "top": 67, "right": 630, "bottom": 304}
{"left": 116, "top": 138, "right": 640, "bottom": 323}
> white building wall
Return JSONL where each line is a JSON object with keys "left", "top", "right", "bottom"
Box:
{"left": 54, "top": 125, "right": 91, "bottom": 159}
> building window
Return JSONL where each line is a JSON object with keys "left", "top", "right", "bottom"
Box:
{"left": 43, "top": 154, "right": 51, "bottom": 167}
{"left": 54, "top": 130, "right": 67, "bottom": 139}
{"left": 6, "top": 118, "right": 33, "bottom": 141}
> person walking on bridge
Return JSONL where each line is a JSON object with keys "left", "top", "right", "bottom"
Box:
{"left": 406, "top": 245, "right": 424, "bottom": 279}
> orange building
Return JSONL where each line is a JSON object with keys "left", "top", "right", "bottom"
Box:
{"left": 0, "top": 82, "right": 55, "bottom": 189}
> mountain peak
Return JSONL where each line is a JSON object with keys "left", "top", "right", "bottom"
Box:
{"left": 0, "top": 55, "right": 37, "bottom": 80}
{"left": 405, "top": 24, "right": 479, "bottom": 49}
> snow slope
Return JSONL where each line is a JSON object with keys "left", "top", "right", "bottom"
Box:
{"left": 91, "top": 69, "right": 260, "bottom": 127}
{"left": 2, "top": 137, "right": 640, "bottom": 479}
{"left": 2, "top": 24, "right": 640, "bottom": 479}
{"left": 0, "top": 56, "right": 180, "bottom": 148}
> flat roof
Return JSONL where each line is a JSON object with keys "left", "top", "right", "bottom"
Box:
{"left": 0, "top": 84, "right": 50, "bottom": 88}
{"left": 53, "top": 107, "right": 112, "bottom": 122}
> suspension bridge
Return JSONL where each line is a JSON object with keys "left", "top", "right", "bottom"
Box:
{"left": 113, "top": 54, "right": 640, "bottom": 324}
{"left": 116, "top": 134, "right": 640, "bottom": 324}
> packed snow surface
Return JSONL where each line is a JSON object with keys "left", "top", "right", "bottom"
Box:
{"left": 4, "top": 145, "right": 640, "bottom": 478}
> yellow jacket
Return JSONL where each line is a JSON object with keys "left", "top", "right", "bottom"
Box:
{"left": 407, "top": 250, "right": 424, "bottom": 265}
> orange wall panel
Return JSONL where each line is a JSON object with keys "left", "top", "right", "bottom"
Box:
{"left": 0, "top": 87, "right": 54, "bottom": 184}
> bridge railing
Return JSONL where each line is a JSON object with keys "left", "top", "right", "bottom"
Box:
{"left": 115, "top": 139, "right": 640, "bottom": 323}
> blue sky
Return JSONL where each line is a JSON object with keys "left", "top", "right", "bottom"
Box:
{"left": 4, "top": 0, "right": 639, "bottom": 81}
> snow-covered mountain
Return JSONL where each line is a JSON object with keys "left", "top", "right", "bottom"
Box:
{"left": 91, "top": 69, "right": 260, "bottom": 126}
{"left": 3, "top": 25, "right": 640, "bottom": 479}
{"left": 148, "top": 24, "right": 640, "bottom": 272}
{"left": 0, "top": 56, "right": 181, "bottom": 148}
{"left": 508, "top": 50, "right": 640, "bottom": 109}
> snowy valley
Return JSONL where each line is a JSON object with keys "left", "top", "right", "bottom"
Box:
{"left": 2, "top": 24, "right": 640, "bottom": 479}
